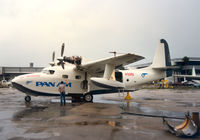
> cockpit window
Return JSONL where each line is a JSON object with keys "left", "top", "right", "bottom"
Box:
{"left": 42, "top": 70, "right": 55, "bottom": 75}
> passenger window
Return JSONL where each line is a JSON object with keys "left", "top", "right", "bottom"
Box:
{"left": 49, "top": 70, "right": 55, "bottom": 74}
{"left": 75, "top": 75, "right": 81, "bottom": 79}
{"left": 62, "top": 75, "right": 68, "bottom": 78}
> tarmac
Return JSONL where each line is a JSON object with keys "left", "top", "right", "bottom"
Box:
{"left": 0, "top": 88, "right": 200, "bottom": 140}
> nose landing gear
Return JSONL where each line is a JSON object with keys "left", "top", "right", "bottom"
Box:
{"left": 25, "top": 95, "right": 31, "bottom": 102}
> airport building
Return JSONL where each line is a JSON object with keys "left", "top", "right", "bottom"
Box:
{"left": 0, "top": 63, "right": 44, "bottom": 81}
{"left": 172, "top": 57, "right": 200, "bottom": 83}
{"left": 172, "top": 57, "right": 200, "bottom": 75}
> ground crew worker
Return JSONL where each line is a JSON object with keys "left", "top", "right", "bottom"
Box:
{"left": 58, "top": 81, "right": 66, "bottom": 106}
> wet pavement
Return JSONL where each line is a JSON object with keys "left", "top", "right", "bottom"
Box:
{"left": 0, "top": 88, "right": 200, "bottom": 140}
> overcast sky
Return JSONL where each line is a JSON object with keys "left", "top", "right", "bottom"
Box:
{"left": 0, "top": 0, "right": 199, "bottom": 67}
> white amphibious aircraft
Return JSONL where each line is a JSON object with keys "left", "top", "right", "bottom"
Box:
{"left": 12, "top": 39, "right": 171, "bottom": 102}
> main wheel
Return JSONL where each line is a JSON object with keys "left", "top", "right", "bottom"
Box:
{"left": 25, "top": 95, "right": 31, "bottom": 102}
{"left": 84, "top": 93, "right": 93, "bottom": 102}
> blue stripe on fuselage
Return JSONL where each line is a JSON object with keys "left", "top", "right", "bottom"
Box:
{"left": 35, "top": 82, "right": 72, "bottom": 87}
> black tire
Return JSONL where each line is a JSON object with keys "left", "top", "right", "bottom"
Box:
{"left": 84, "top": 93, "right": 93, "bottom": 102}
{"left": 25, "top": 96, "right": 31, "bottom": 102}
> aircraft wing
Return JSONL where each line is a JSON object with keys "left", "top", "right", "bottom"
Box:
{"left": 77, "top": 53, "right": 144, "bottom": 74}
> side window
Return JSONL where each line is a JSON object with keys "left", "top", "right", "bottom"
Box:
{"left": 49, "top": 70, "right": 55, "bottom": 74}
{"left": 75, "top": 75, "right": 81, "bottom": 79}
{"left": 62, "top": 75, "right": 68, "bottom": 78}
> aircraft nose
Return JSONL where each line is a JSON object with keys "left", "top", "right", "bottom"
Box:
{"left": 11, "top": 75, "right": 25, "bottom": 88}
{"left": 12, "top": 76, "right": 22, "bottom": 84}
{"left": 11, "top": 77, "right": 17, "bottom": 83}
{"left": 11, "top": 75, "right": 28, "bottom": 93}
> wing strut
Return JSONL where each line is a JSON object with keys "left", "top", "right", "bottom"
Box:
{"left": 103, "top": 64, "right": 114, "bottom": 79}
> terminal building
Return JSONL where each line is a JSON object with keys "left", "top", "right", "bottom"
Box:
{"left": 0, "top": 63, "right": 44, "bottom": 81}
{"left": 172, "top": 57, "right": 200, "bottom": 83}
{"left": 172, "top": 57, "right": 200, "bottom": 75}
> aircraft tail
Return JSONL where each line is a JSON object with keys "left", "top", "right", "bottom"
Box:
{"left": 151, "top": 39, "right": 172, "bottom": 77}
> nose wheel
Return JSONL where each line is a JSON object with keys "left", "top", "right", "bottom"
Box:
{"left": 25, "top": 95, "right": 31, "bottom": 102}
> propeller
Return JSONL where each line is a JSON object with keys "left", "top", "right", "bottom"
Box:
{"left": 57, "top": 43, "right": 65, "bottom": 69}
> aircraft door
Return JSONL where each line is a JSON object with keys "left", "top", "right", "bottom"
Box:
{"left": 81, "top": 72, "right": 89, "bottom": 92}
{"left": 115, "top": 71, "right": 123, "bottom": 82}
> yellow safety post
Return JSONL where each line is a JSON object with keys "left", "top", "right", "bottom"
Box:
{"left": 125, "top": 92, "right": 132, "bottom": 100}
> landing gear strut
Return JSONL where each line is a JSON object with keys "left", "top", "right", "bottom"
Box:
{"left": 84, "top": 93, "right": 93, "bottom": 102}
{"left": 25, "top": 95, "right": 31, "bottom": 102}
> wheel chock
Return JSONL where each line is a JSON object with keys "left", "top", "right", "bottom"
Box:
{"left": 125, "top": 92, "right": 132, "bottom": 100}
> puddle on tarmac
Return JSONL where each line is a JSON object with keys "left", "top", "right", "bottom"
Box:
{"left": 93, "top": 95, "right": 185, "bottom": 119}
{"left": 142, "top": 97, "right": 165, "bottom": 101}
{"left": 74, "top": 120, "right": 121, "bottom": 127}
{"left": 12, "top": 101, "right": 87, "bottom": 122}
{"left": 13, "top": 106, "right": 48, "bottom": 121}
{"left": 121, "top": 101, "right": 185, "bottom": 119}
{"left": 176, "top": 102, "right": 200, "bottom": 107}
{"left": 94, "top": 95, "right": 187, "bottom": 119}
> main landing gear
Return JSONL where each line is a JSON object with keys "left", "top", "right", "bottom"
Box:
{"left": 25, "top": 95, "right": 31, "bottom": 102}
{"left": 83, "top": 93, "right": 93, "bottom": 102}
{"left": 71, "top": 94, "right": 93, "bottom": 103}
{"left": 24, "top": 94, "right": 93, "bottom": 103}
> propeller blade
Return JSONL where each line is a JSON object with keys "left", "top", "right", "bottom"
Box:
{"left": 52, "top": 51, "right": 55, "bottom": 62}
{"left": 61, "top": 62, "right": 65, "bottom": 69}
{"left": 61, "top": 43, "right": 65, "bottom": 57}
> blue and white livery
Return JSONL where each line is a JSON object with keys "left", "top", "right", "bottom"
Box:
{"left": 12, "top": 39, "right": 171, "bottom": 102}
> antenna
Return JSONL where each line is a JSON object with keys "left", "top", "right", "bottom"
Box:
{"left": 109, "top": 51, "right": 127, "bottom": 57}
{"left": 109, "top": 51, "right": 117, "bottom": 57}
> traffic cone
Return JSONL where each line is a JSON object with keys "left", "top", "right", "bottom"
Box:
{"left": 125, "top": 92, "right": 132, "bottom": 100}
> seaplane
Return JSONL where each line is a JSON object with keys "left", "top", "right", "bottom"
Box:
{"left": 12, "top": 39, "right": 172, "bottom": 102}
